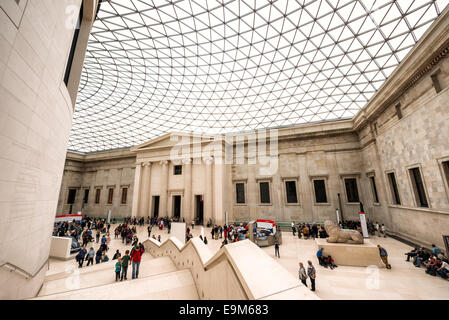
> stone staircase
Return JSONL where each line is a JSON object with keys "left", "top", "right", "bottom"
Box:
{"left": 33, "top": 254, "right": 199, "bottom": 300}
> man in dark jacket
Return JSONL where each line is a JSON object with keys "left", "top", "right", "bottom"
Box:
{"left": 130, "top": 244, "right": 145, "bottom": 279}
{"left": 378, "top": 245, "right": 391, "bottom": 269}
{"left": 76, "top": 247, "right": 87, "bottom": 268}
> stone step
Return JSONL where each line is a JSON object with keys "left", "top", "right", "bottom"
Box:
{"left": 33, "top": 269, "right": 198, "bottom": 300}
{"left": 38, "top": 256, "right": 175, "bottom": 297}
{"left": 44, "top": 253, "right": 152, "bottom": 282}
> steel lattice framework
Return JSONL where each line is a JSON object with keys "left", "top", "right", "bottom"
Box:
{"left": 69, "top": 0, "right": 449, "bottom": 152}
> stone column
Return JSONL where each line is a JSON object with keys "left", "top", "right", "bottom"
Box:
{"left": 139, "top": 162, "right": 152, "bottom": 218}
{"left": 160, "top": 160, "right": 169, "bottom": 218}
{"left": 298, "top": 154, "right": 313, "bottom": 222}
{"left": 183, "top": 158, "right": 193, "bottom": 223}
{"left": 247, "top": 162, "right": 258, "bottom": 221}
{"left": 204, "top": 156, "right": 214, "bottom": 224}
{"left": 131, "top": 162, "right": 142, "bottom": 218}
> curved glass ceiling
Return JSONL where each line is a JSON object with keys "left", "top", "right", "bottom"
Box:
{"left": 69, "top": 0, "right": 449, "bottom": 153}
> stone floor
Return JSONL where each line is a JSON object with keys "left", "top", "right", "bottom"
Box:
{"left": 47, "top": 224, "right": 449, "bottom": 300}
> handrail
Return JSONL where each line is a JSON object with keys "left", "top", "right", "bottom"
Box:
{"left": 0, "top": 258, "right": 49, "bottom": 280}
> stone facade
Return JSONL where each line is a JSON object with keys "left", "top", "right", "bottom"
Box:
{"left": 56, "top": 149, "right": 136, "bottom": 218}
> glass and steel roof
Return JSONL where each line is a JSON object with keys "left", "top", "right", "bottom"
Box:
{"left": 69, "top": 0, "right": 449, "bottom": 153}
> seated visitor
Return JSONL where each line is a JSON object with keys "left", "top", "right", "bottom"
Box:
{"left": 326, "top": 255, "right": 337, "bottom": 270}
{"left": 431, "top": 244, "right": 441, "bottom": 257}
{"left": 424, "top": 256, "right": 439, "bottom": 276}
{"left": 436, "top": 260, "right": 449, "bottom": 279}
{"left": 414, "top": 248, "right": 429, "bottom": 267}
{"left": 405, "top": 246, "right": 419, "bottom": 262}
{"left": 316, "top": 248, "right": 324, "bottom": 266}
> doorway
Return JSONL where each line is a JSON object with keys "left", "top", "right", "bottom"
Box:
{"left": 195, "top": 195, "right": 204, "bottom": 225}
{"left": 172, "top": 195, "right": 181, "bottom": 219}
{"left": 152, "top": 196, "right": 160, "bottom": 217}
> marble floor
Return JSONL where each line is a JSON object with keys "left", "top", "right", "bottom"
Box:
{"left": 46, "top": 224, "right": 449, "bottom": 300}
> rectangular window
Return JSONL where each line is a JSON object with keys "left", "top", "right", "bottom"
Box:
{"left": 235, "top": 183, "right": 245, "bottom": 204}
{"left": 285, "top": 181, "right": 298, "bottom": 204}
{"left": 121, "top": 188, "right": 128, "bottom": 204}
{"left": 64, "top": 2, "right": 83, "bottom": 86}
{"left": 107, "top": 188, "right": 114, "bottom": 204}
{"left": 174, "top": 165, "right": 182, "bottom": 175}
{"left": 95, "top": 189, "right": 101, "bottom": 204}
{"left": 344, "top": 178, "right": 360, "bottom": 203}
{"left": 395, "top": 103, "right": 403, "bottom": 120}
{"left": 431, "top": 70, "right": 443, "bottom": 93}
{"left": 409, "top": 168, "right": 429, "bottom": 208}
{"left": 370, "top": 176, "right": 379, "bottom": 203}
{"left": 313, "top": 180, "right": 327, "bottom": 203}
{"left": 443, "top": 161, "right": 449, "bottom": 190}
{"left": 259, "top": 182, "right": 271, "bottom": 204}
{"left": 67, "top": 189, "right": 76, "bottom": 204}
{"left": 83, "top": 189, "right": 89, "bottom": 204}
{"left": 388, "top": 172, "right": 401, "bottom": 205}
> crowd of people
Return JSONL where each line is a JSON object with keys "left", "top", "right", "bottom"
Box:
{"left": 55, "top": 215, "right": 448, "bottom": 290}
{"left": 404, "top": 244, "right": 449, "bottom": 279}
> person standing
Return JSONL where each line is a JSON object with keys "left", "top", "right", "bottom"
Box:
{"left": 307, "top": 261, "right": 316, "bottom": 291}
{"left": 147, "top": 225, "right": 152, "bottom": 238}
{"left": 316, "top": 247, "right": 324, "bottom": 266}
{"left": 375, "top": 222, "right": 380, "bottom": 237}
{"left": 381, "top": 224, "right": 387, "bottom": 238}
{"left": 378, "top": 245, "right": 391, "bottom": 269}
{"left": 95, "top": 230, "right": 100, "bottom": 243}
{"left": 291, "top": 222, "right": 296, "bottom": 236}
{"left": 298, "top": 262, "right": 307, "bottom": 286}
{"left": 76, "top": 247, "right": 87, "bottom": 268}
{"left": 115, "top": 257, "right": 121, "bottom": 281}
{"left": 95, "top": 248, "right": 103, "bottom": 264}
{"left": 86, "top": 247, "right": 95, "bottom": 266}
{"left": 274, "top": 240, "right": 280, "bottom": 258}
{"left": 130, "top": 244, "right": 144, "bottom": 279}
{"left": 121, "top": 250, "right": 130, "bottom": 281}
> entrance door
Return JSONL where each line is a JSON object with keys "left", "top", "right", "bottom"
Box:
{"left": 195, "top": 195, "right": 204, "bottom": 225}
{"left": 173, "top": 195, "right": 181, "bottom": 219}
{"left": 152, "top": 196, "right": 160, "bottom": 217}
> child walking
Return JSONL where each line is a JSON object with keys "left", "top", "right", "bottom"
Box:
{"left": 115, "top": 257, "right": 122, "bottom": 281}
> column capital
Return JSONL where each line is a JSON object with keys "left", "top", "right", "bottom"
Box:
{"left": 204, "top": 156, "right": 214, "bottom": 165}
{"left": 160, "top": 160, "right": 169, "bottom": 166}
{"left": 142, "top": 161, "right": 152, "bottom": 167}
{"left": 182, "top": 157, "right": 193, "bottom": 165}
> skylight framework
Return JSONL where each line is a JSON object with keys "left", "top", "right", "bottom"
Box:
{"left": 69, "top": 0, "right": 449, "bottom": 153}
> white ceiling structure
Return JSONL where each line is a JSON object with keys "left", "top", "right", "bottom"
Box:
{"left": 69, "top": 0, "right": 449, "bottom": 152}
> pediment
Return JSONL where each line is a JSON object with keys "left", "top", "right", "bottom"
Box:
{"left": 130, "top": 132, "right": 219, "bottom": 153}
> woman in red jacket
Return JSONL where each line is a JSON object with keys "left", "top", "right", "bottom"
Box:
{"left": 130, "top": 244, "right": 144, "bottom": 279}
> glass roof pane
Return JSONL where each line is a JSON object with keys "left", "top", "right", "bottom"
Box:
{"left": 68, "top": 0, "right": 449, "bottom": 153}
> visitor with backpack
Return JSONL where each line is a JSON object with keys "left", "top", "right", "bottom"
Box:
{"left": 121, "top": 250, "right": 130, "bottom": 281}
{"left": 76, "top": 247, "right": 87, "bottom": 268}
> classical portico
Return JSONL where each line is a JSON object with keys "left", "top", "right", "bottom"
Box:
{"left": 129, "top": 133, "right": 232, "bottom": 225}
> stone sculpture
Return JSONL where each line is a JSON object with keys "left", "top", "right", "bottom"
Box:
{"left": 324, "top": 220, "right": 364, "bottom": 244}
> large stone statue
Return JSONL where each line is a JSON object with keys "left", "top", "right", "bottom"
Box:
{"left": 324, "top": 220, "right": 364, "bottom": 244}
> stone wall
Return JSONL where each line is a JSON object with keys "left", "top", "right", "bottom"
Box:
{"left": 0, "top": 0, "right": 86, "bottom": 299}
{"left": 358, "top": 56, "right": 449, "bottom": 249}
